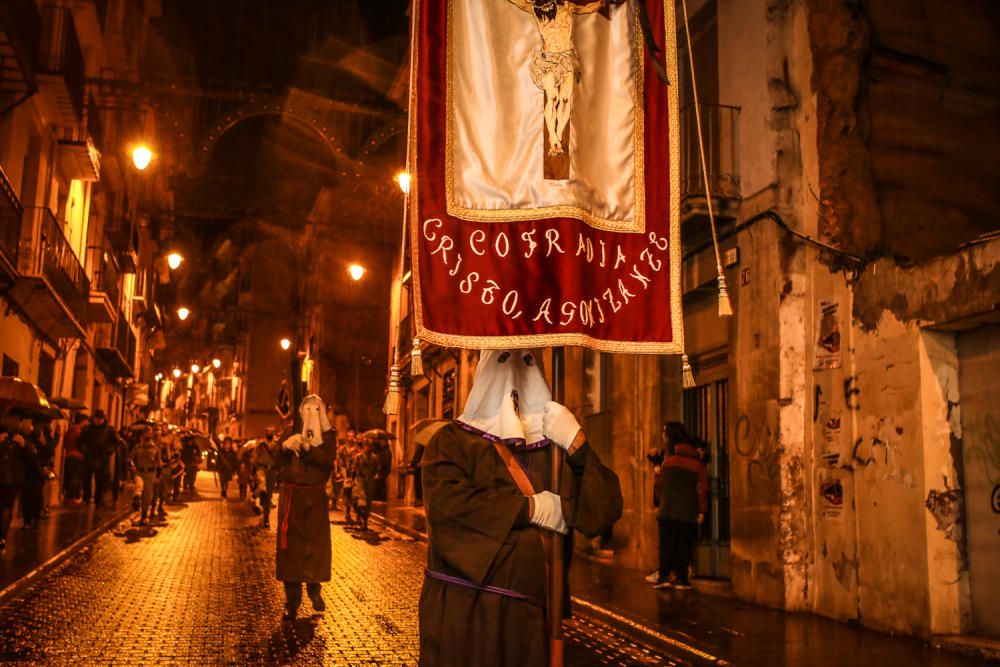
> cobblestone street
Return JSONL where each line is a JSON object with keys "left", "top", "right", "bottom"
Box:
{"left": 0, "top": 474, "right": 671, "bottom": 666}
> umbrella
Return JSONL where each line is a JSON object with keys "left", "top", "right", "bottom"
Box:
{"left": 359, "top": 428, "right": 396, "bottom": 442}
{"left": 412, "top": 419, "right": 451, "bottom": 447}
{"left": 186, "top": 433, "right": 213, "bottom": 452}
{"left": 128, "top": 419, "right": 158, "bottom": 432}
{"left": 0, "top": 377, "right": 51, "bottom": 413}
{"left": 50, "top": 396, "right": 88, "bottom": 411}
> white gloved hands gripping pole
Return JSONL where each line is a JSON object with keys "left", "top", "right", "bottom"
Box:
{"left": 543, "top": 401, "right": 582, "bottom": 452}
{"left": 530, "top": 490, "right": 569, "bottom": 535}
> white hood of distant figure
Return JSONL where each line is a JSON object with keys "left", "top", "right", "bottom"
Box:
{"left": 458, "top": 349, "right": 551, "bottom": 445}
{"left": 300, "top": 394, "right": 332, "bottom": 448}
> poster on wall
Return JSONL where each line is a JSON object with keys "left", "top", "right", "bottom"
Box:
{"left": 819, "top": 472, "right": 845, "bottom": 521}
{"left": 814, "top": 300, "right": 842, "bottom": 370}
{"left": 821, "top": 415, "right": 842, "bottom": 468}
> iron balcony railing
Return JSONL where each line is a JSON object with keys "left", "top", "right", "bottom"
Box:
{"left": 115, "top": 310, "right": 136, "bottom": 372}
{"left": 86, "top": 245, "right": 120, "bottom": 308}
{"left": 0, "top": 0, "right": 42, "bottom": 75}
{"left": 23, "top": 207, "right": 90, "bottom": 323}
{"left": 680, "top": 103, "right": 741, "bottom": 201}
{"left": 37, "top": 5, "right": 85, "bottom": 120}
{"left": 0, "top": 165, "right": 23, "bottom": 269}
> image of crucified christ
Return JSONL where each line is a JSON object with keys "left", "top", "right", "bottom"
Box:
{"left": 507, "top": 0, "right": 606, "bottom": 158}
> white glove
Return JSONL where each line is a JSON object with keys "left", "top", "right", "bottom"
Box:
{"left": 282, "top": 434, "right": 302, "bottom": 455}
{"left": 543, "top": 401, "right": 582, "bottom": 451}
{"left": 530, "top": 490, "right": 569, "bottom": 535}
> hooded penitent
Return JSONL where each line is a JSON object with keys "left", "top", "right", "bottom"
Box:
{"left": 457, "top": 349, "right": 551, "bottom": 446}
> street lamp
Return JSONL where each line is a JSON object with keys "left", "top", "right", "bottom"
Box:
{"left": 177, "top": 306, "right": 190, "bottom": 321}
{"left": 396, "top": 171, "right": 411, "bottom": 195}
{"left": 280, "top": 338, "right": 292, "bottom": 351}
{"left": 167, "top": 252, "right": 184, "bottom": 270}
{"left": 154, "top": 373, "right": 163, "bottom": 381}
{"left": 212, "top": 358, "right": 221, "bottom": 369}
{"left": 172, "top": 368, "right": 182, "bottom": 379}
{"left": 191, "top": 363, "right": 200, "bottom": 374}
{"left": 348, "top": 263, "right": 365, "bottom": 281}
{"left": 132, "top": 145, "right": 154, "bottom": 171}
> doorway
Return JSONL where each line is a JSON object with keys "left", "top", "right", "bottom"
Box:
{"left": 957, "top": 323, "right": 1000, "bottom": 639}
{"left": 683, "top": 378, "right": 731, "bottom": 579}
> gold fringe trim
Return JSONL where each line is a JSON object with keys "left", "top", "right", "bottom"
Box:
{"left": 718, "top": 273, "right": 733, "bottom": 317}
{"left": 383, "top": 365, "right": 402, "bottom": 416}
{"left": 681, "top": 354, "right": 696, "bottom": 389}
{"left": 410, "top": 337, "right": 424, "bottom": 376}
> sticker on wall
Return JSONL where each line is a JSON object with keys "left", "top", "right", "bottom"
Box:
{"left": 820, "top": 473, "right": 845, "bottom": 521}
{"left": 814, "top": 301, "right": 842, "bottom": 370}
{"left": 821, "top": 415, "right": 842, "bottom": 468}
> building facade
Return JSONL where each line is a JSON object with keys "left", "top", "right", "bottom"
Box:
{"left": 385, "top": 0, "right": 1000, "bottom": 643}
{"left": 0, "top": 0, "right": 171, "bottom": 469}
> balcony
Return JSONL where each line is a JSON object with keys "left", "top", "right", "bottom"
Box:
{"left": 85, "top": 245, "right": 119, "bottom": 323}
{"left": 5, "top": 207, "right": 88, "bottom": 341}
{"left": 397, "top": 312, "right": 413, "bottom": 362}
{"left": 36, "top": 5, "right": 84, "bottom": 124}
{"left": 57, "top": 94, "right": 102, "bottom": 181}
{"left": 96, "top": 310, "right": 135, "bottom": 379}
{"left": 0, "top": 165, "right": 22, "bottom": 285}
{"left": 0, "top": 0, "right": 41, "bottom": 104}
{"left": 680, "top": 103, "right": 741, "bottom": 234}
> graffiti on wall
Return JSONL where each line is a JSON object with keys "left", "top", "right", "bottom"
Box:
{"left": 735, "top": 413, "right": 781, "bottom": 496}
{"left": 925, "top": 478, "right": 968, "bottom": 569}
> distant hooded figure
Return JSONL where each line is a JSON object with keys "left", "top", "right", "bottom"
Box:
{"left": 277, "top": 395, "right": 336, "bottom": 620}
{"left": 418, "top": 349, "right": 623, "bottom": 667}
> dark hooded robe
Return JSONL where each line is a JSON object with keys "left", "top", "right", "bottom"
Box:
{"left": 418, "top": 422, "right": 622, "bottom": 667}
{"left": 275, "top": 429, "right": 336, "bottom": 583}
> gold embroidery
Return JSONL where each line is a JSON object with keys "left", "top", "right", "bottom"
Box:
{"left": 444, "top": 0, "right": 646, "bottom": 234}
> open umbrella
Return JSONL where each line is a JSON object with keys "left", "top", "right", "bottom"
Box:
{"left": 0, "top": 377, "right": 52, "bottom": 413}
{"left": 411, "top": 418, "right": 451, "bottom": 447}
{"left": 50, "top": 396, "right": 88, "bottom": 411}
{"left": 359, "top": 428, "right": 396, "bottom": 441}
{"left": 186, "top": 433, "right": 213, "bottom": 452}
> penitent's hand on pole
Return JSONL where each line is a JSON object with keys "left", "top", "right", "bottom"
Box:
{"left": 543, "top": 401, "right": 586, "bottom": 454}
{"left": 530, "top": 490, "right": 569, "bottom": 535}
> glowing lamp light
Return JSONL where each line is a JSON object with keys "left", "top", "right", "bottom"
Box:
{"left": 280, "top": 338, "right": 292, "bottom": 351}
{"left": 177, "top": 307, "right": 190, "bottom": 321}
{"left": 396, "top": 172, "right": 411, "bottom": 195}
{"left": 132, "top": 145, "right": 153, "bottom": 171}
{"left": 167, "top": 253, "right": 183, "bottom": 270}
{"left": 348, "top": 264, "right": 365, "bottom": 281}
{"left": 191, "top": 363, "right": 200, "bottom": 374}
{"left": 212, "top": 358, "right": 221, "bottom": 369}
{"left": 154, "top": 373, "right": 163, "bottom": 381}
{"left": 172, "top": 368, "right": 182, "bottom": 379}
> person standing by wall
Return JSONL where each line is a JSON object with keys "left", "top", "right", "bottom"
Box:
{"left": 0, "top": 411, "right": 27, "bottom": 550}
{"left": 651, "top": 422, "right": 708, "bottom": 590}
{"left": 62, "top": 413, "right": 88, "bottom": 503}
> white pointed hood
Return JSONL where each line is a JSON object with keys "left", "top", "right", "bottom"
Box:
{"left": 300, "top": 394, "right": 332, "bottom": 448}
{"left": 458, "top": 349, "right": 551, "bottom": 445}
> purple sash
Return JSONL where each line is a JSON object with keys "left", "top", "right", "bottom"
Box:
{"left": 424, "top": 569, "right": 545, "bottom": 609}
{"left": 454, "top": 421, "right": 552, "bottom": 452}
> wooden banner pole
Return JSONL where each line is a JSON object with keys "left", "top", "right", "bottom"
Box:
{"left": 549, "top": 346, "right": 565, "bottom": 667}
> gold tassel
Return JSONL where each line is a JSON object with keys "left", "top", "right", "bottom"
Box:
{"left": 383, "top": 364, "right": 401, "bottom": 415}
{"left": 718, "top": 273, "right": 733, "bottom": 317}
{"left": 410, "top": 337, "right": 424, "bottom": 376}
{"left": 681, "top": 354, "right": 696, "bottom": 389}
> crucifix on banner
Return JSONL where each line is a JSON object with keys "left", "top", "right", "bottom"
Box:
{"left": 507, "top": 0, "right": 622, "bottom": 180}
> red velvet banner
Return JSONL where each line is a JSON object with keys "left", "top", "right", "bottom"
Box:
{"left": 408, "top": 0, "right": 682, "bottom": 353}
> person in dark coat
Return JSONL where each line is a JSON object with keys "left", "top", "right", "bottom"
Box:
{"left": 181, "top": 437, "right": 201, "bottom": 494}
{"left": 217, "top": 437, "right": 239, "bottom": 499}
{"left": 419, "top": 350, "right": 623, "bottom": 667}
{"left": 0, "top": 411, "right": 27, "bottom": 550}
{"left": 650, "top": 422, "right": 708, "bottom": 590}
{"left": 276, "top": 395, "right": 336, "bottom": 620}
{"left": 19, "top": 418, "right": 46, "bottom": 528}
{"left": 79, "top": 410, "right": 120, "bottom": 506}
{"left": 352, "top": 440, "right": 379, "bottom": 531}
{"left": 253, "top": 429, "right": 281, "bottom": 527}
{"left": 62, "top": 413, "right": 88, "bottom": 502}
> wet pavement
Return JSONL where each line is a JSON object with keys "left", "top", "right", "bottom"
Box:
{"left": 0, "top": 488, "right": 133, "bottom": 595}
{"left": 371, "top": 502, "right": 992, "bottom": 667}
{"left": 0, "top": 473, "right": 675, "bottom": 666}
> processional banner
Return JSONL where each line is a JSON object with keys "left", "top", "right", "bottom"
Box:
{"left": 409, "top": 0, "right": 682, "bottom": 353}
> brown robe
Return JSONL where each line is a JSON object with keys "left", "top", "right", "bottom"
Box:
{"left": 275, "top": 430, "right": 336, "bottom": 583}
{"left": 418, "top": 423, "right": 622, "bottom": 667}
